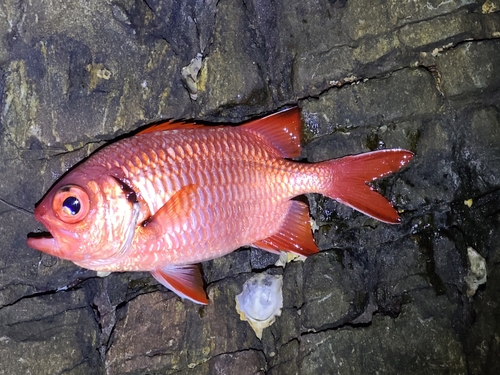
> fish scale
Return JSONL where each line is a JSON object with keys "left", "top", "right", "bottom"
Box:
{"left": 28, "top": 107, "right": 413, "bottom": 304}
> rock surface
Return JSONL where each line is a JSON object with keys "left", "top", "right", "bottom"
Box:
{"left": 1, "top": 0, "right": 499, "bottom": 374}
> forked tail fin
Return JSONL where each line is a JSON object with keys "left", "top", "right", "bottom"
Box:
{"left": 321, "top": 149, "right": 413, "bottom": 224}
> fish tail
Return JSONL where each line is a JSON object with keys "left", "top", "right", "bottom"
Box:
{"left": 320, "top": 149, "right": 413, "bottom": 224}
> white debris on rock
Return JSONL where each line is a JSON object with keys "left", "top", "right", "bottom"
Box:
{"left": 235, "top": 273, "right": 283, "bottom": 340}
{"left": 464, "top": 246, "right": 487, "bottom": 297}
{"left": 274, "top": 251, "right": 307, "bottom": 267}
{"left": 181, "top": 53, "right": 203, "bottom": 100}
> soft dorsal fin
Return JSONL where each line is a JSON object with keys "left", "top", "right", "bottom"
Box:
{"left": 253, "top": 200, "right": 319, "bottom": 256}
{"left": 151, "top": 264, "right": 208, "bottom": 304}
{"left": 242, "top": 107, "right": 302, "bottom": 158}
{"left": 138, "top": 120, "right": 205, "bottom": 134}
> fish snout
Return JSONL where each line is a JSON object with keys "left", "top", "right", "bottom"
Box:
{"left": 27, "top": 234, "right": 61, "bottom": 256}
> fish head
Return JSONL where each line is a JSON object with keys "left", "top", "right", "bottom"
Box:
{"left": 27, "top": 167, "right": 140, "bottom": 269}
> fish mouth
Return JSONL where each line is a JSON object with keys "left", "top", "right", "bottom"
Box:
{"left": 27, "top": 202, "right": 70, "bottom": 259}
{"left": 27, "top": 231, "right": 62, "bottom": 255}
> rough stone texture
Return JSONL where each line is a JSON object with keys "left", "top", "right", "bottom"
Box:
{"left": 1, "top": 0, "right": 499, "bottom": 374}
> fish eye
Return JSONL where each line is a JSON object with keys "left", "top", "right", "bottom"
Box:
{"left": 62, "top": 196, "right": 81, "bottom": 216}
{"left": 53, "top": 185, "right": 90, "bottom": 223}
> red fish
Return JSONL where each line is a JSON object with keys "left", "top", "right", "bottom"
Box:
{"left": 27, "top": 108, "right": 413, "bottom": 304}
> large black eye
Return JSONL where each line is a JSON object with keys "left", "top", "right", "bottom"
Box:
{"left": 53, "top": 185, "right": 89, "bottom": 223}
{"left": 62, "top": 196, "right": 81, "bottom": 216}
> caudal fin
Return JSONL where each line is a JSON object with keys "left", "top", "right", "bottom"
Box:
{"left": 321, "top": 149, "right": 413, "bottom": 224}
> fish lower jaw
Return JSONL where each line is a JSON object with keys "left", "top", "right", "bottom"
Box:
{"left": 26, "top": 233, "right": 61, "bottom": 256}
{"left": 27, "top": 232, "right": 84, "bottom": 263}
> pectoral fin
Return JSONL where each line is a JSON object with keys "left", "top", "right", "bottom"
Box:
{"left": 151, "top": 264, "right": 208, "bottom": 305}
{"left": 141, "top": 184, "right": 199, "bottom": 238}
{"left": 253, "top": 200, "right": 319, "bottom": 257}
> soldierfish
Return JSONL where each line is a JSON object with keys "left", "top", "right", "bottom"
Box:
{"left": 27, "top": 108, "right": 413, "bottom": 304}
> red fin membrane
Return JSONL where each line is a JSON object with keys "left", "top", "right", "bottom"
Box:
{"left": 253, "top": 201, "right": 319, "bottom": 256}
{"left": 322, "top": 149, "right": 414, "bottom": 224}
{"left": 242, "top": 107, "right": 302, "bottom": 158}
{"left": 151, "top": 265, "right": 208, "bottom": 305}
{"left": 144, "top": 185, "right": 208, "bottom": 304}
{"left": 138, "top": 120, "right": 205, "bottom": 135}
{"left": 141, "top": 184, "right": 198, "bottom": 237}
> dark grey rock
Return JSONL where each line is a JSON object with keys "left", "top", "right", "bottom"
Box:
{"left": 294, "top": 289, "right": 467, "bottom": 375}
{"left": 437, "top": 40, "right": 500, "bottom": 98}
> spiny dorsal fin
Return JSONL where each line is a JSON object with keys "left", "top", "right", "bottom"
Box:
{"left": 138, "top": 120, "right": 205, "bottom": 134}
{"left": 253, "top": 200, "right": 319, "bottom": 256}
{"left": 242, "top": 107, "right": 302, "bottom": 158}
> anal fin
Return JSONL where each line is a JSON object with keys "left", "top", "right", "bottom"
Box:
{"left": 253, "top": 200, "right": 319, "bottom": 257}
{"left": 151, "top": 264, "right": 208, "bottom": 305}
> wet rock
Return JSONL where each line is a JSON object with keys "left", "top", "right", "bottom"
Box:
{"left": 196, "top": 0, "right": 270, "bottom": 117}
{"left": 105, "top": 276, "right": 261, "bottom": 374}
{"left": 300, "top": 252, "right": 354, "bottom": 330}
{"left": 0, "top": 285, "right": 102, "bottom": 374}
{"left": 273, "top": 289, "right": 467, "bottom": 375}
{"left": 466, "top": 265, "right": 500, "bottom": 375}
{"left": 1, "top": 0, "right": 499, "bottom": 374}
{"left": 437, "top": 39, "right": 500, "bottom": 98}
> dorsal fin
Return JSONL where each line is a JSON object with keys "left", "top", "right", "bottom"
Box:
{"left": 253, "top": 200, "right": 319, "bottom": 256}
{"left": 242, "top": 107, "right": 302, "bottom": 158}
{"left": 138, "top": 120, "right": 205, "bottom": 134}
